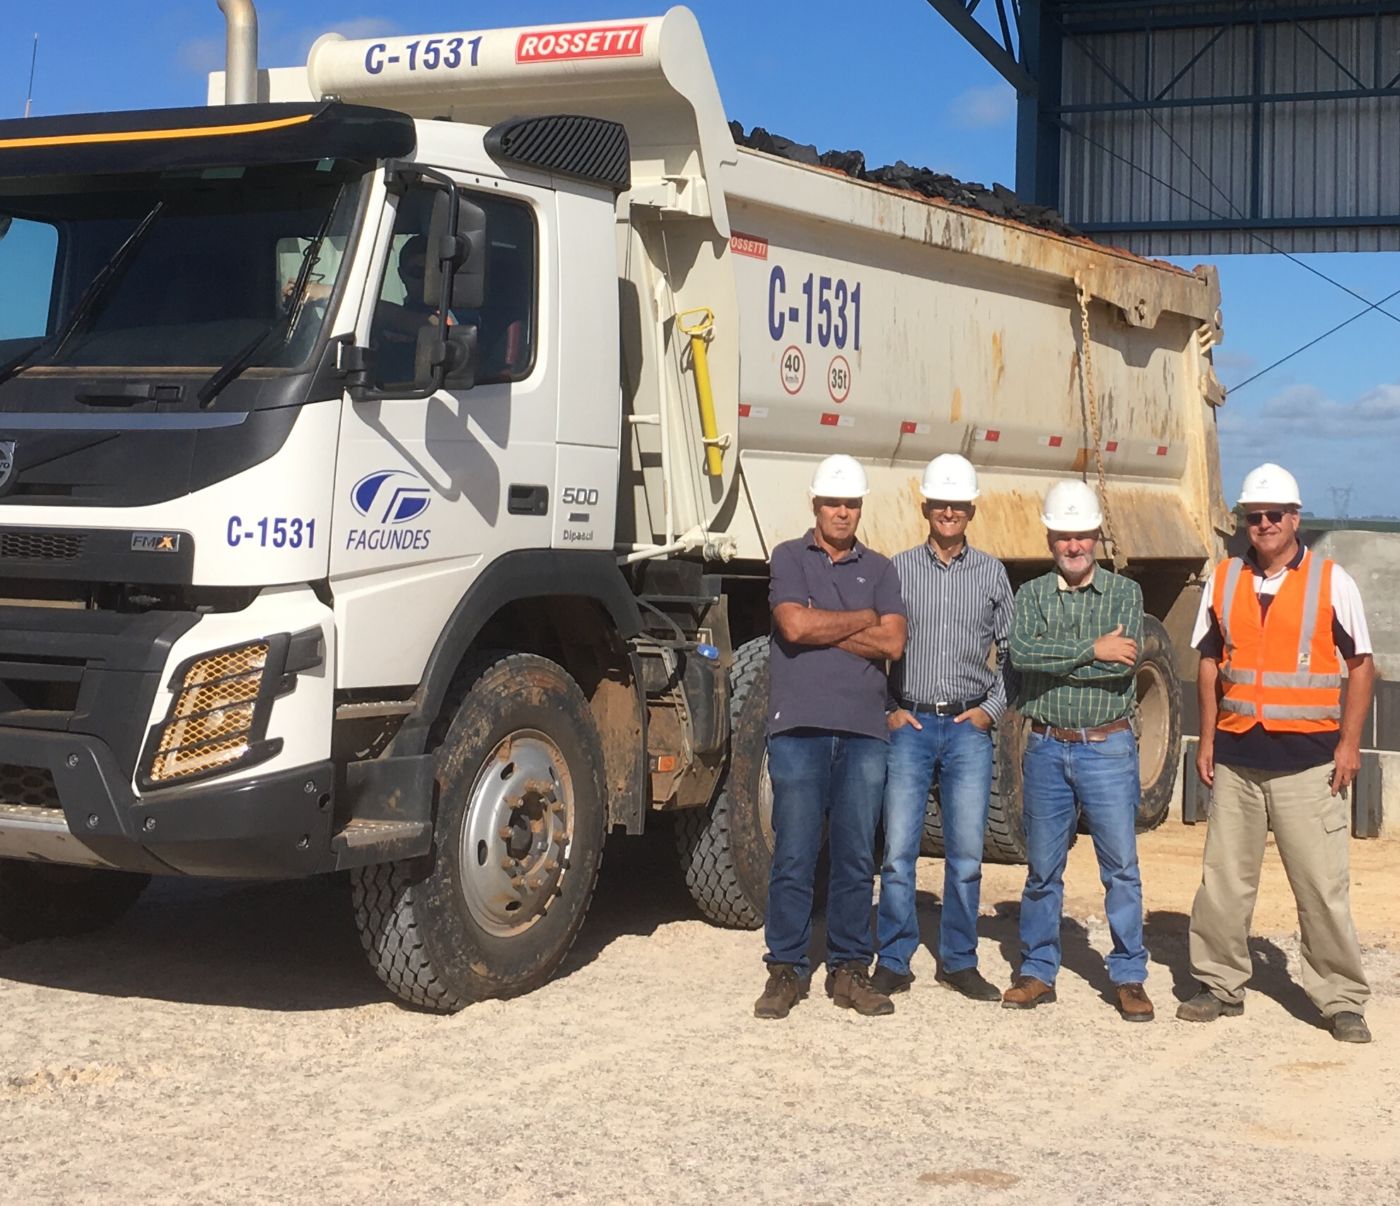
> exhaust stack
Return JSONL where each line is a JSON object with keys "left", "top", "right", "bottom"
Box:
{"left": 217, "top": 0, "right": 259, "bottom": 104}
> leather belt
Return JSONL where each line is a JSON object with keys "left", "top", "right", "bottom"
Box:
{"left": 898, "top": 694, "right": 988, "bottom": 717}
{"left": 1030, "top": 717, "right": 1132, "bottom": 743}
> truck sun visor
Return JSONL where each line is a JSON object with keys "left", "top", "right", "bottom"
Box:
{"left": 0, "top": 102, "right": 416, "bottom": 179}
{"left": 484, "top": 115, "right": 630, "bottom": 193}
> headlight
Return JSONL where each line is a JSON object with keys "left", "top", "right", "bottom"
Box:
{"left": 140, "top": 638, "right": 283, "bottom": 788}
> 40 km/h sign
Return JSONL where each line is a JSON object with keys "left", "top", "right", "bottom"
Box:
{"left": 780, "top": 345, "right": 805, "bottom": 395}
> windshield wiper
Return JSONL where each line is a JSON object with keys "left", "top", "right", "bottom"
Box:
{"left": 0, "top": 201, "right": 167, "bottom": 390}
{"left": 196, "top": 191, "right": 342, "bottom": 407}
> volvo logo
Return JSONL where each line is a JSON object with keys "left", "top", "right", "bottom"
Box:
{"left": 0, "top": 441, "right": 15, "bottom": 492}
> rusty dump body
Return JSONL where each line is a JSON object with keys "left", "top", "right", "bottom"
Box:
{"left": 620, "top": 139, "right": 1232, "bottom": 605}
{"left": 728, "top": 150, "right": 1227, "bottom": 568}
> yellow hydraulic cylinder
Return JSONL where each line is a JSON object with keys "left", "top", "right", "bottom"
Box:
{"left": 678, "top": 308, "right": 725, "bottom": 478}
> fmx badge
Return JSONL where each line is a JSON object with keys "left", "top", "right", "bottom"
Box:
{"left": 347, "top": 469, "right": 433, "bottom": 552}
{"left": 132, "top": 532, "right": 181, "bottom": 553}
{"left": 0, "top": 440, "right": 15, "bottom": 492}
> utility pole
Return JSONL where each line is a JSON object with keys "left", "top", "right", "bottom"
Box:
{"left": 23, "top": 34, "right": 39, "bottom": 118}
{"left": 1329, "top": 486, "right": 1352, "bottom": 521}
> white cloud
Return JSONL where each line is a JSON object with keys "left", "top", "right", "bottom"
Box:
{"left": 1218, "top": 381, "right": 1400, "bottom": 516}
{"left": 1211, "top": 347, "right": 1258, "bottom": 377}
{"left": 179, "top": 17, "right": 400, "bottom": 76}
{"left": 277, "top": 17, "right": 400, "bottom": 63}
{"left": 176, "top": 37, "right": 224, "bottom": 76}
{"left": 948, "top": 85, "right": 1015, "bottom": 129}
{"left": 1234, "top": 382, "right": 1400, "bottom": 432}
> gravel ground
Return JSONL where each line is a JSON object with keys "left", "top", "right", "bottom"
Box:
{"left": 1, "top": 823, "right": 1396, "bottom": 1205}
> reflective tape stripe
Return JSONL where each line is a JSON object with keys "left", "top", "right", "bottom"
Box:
{"left": 1221, "top": 666, "right": 1257, "bottom": 686}
{"left": 1261, "top": 671, "right": 1343, "bottom": 688}
{"left": 0, "top": 113, "right": 315, "bottom": 151}
{"left": 1219, "top": 557, "right": 1246, "bottom": 650}
{"left": 1220, "top": 697, "right": 1258, "bottom": 716}
{"left": 1295, "top": 550, "right": 1326, "bottom": 671}
{"left": 1261, "top": 703, "right": 1342, "bottom": 721}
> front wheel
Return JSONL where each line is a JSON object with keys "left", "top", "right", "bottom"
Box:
{"left": 352, "top": 652, "right": 607, "bottom": 1012}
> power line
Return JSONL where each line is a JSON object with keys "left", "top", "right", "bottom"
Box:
{"left": 1226, "top": 284, "right": 1400, "bottom": 393}
{"left": 1064, "top": 34, "right": 1400, "bottom": 331}
{"left": 1053, "top": 117, "right": 1400, "bottom": 394}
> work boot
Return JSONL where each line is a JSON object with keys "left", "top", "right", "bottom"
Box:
{"left": 1175, "top": 988, "right": 1244, "bottom": 1023}
{"left": 870, "top": 964, "right": 915, "bottom": 995}
{"left": 825, "top": 961, "right": 895, "bottom": 1016}
{"left": 938, "top": 967, "right": 1002, "bottom": 1002}
{"left": 1330, "top": 1011, "right": 1372, "bottom": 1044}
{"left": 1001, "top": 975, "right": 1056, "bottom": 1010}
{"left": 1115, "top": 982, "right": 1155, "bottom": 1023}
{"left": 753, "top": 964, "right": 808, "bottom": 1020}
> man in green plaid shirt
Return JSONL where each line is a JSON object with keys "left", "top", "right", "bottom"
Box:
{"left": 1002, "top": 480, "right": 1153, "bottom": 1023}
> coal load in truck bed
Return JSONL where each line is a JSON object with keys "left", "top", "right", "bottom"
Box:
{"left": 730, "top": 123, "right": 1080, "bottom": 239}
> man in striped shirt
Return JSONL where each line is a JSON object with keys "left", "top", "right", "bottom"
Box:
{"left": 1003, "top": 479, "right": 1154, "bottom": 1022}
{"left": 875, "top": 454, "right": 1014, "bottom": 1001}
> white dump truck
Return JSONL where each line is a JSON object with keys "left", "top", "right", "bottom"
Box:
{"left": 0, "top": 3, "right": 1228, "bottom": 1008}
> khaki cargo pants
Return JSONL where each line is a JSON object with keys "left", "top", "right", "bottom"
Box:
{"left": 1188, "top": 761, "right": 1370, "bottom": 1018}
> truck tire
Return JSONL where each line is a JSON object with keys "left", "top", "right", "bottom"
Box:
{"left": 1134, "top": 615, "right": 1182, "bottom": 831}
{"left": 674, "top": 637, "right": 771, "bottom": 929}
{"left": 983, "top": 709, "right": 1032, "bottom": 863}
{"left": 918, "top": 712, "right": 1033, "bottom": 864}
{"left": 0, "top": 861, "right": 149, "bottom": 945}
{"left": 352, "top": 652, "right": 607, "bottom": 1012}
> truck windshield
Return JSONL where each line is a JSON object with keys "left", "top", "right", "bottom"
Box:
{"left": 0, "top": 160, "right": 362, "bottom": 381}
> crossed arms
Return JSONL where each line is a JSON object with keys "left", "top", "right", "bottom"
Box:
{"left": 772, "top": 603, "right": 907, "bottom": 662}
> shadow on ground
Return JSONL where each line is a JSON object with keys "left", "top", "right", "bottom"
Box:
{"left": 910, "top": 890, "right": 1317, "bottom": 1024}
{"left": 0, "top": 822, "right": 705, "bottom": 1013}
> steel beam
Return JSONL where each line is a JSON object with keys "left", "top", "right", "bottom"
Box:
{"left": 925, "top": 0, "right": 1038, "bottom": 94}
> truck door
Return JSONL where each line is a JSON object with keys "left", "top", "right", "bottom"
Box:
{"left": 330, "top": 176, "right": 554, "bottom": 689}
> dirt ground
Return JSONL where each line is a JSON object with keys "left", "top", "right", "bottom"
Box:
{"left": 1, "top": 821, "right": 1397, "bottom": 1205}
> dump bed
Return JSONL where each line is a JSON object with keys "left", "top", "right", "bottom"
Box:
{"left": 712, "top": 148, "right": 1230, "bottom": 564}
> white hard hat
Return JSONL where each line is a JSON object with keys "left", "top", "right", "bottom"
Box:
{"left": 1237, "top": 462, "right": 1302, "bottom": 508}
{"left": 809, "top": 454, "right": 869, "bottom": 498}
{"left": 919, "top": 453, "right": 979, "bottom": 501}
{"left": 1041, "top": 480, "right": 1104, "bottom": 532}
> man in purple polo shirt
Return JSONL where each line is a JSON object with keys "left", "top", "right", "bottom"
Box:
{"left": 753, "top": 455, "right": 908, "bottom": 1020}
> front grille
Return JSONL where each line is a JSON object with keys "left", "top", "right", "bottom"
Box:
{"left": 0, "top": 532, "right": 86, "bottom": 561}
{"left": 0, "top": 764, "right": 61, "bottom": 809}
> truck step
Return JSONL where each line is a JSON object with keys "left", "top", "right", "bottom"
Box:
{"left": 330, "top": 817, "right": 431, "bottom": 870}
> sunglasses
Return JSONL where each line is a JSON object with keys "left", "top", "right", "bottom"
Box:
{"left": 925, "top": 500, "right": 972, "bottom": 513}
{"left": 1245, "top": 510, "right": 1290, "bottom": 526}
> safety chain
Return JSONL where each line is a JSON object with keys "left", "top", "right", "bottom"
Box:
{"left": 1075, "top": 276, "right": 1126, "bottom": 571}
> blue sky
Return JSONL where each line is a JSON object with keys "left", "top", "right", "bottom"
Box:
{"left": 3, "top": 0, "right": 1395, "bottom": 515}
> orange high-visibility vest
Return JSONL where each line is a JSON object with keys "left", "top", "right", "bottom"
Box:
{"left": 1212, "top": 550, "right": 1342, "bottom": 733}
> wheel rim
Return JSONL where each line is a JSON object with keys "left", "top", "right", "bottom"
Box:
{"left": 1135, "top": 662, "right": 1169, "bottom": 794}
{"left": 459, "top": 729, "right": 574, "bottom": 937}
{"left": 758, "top": 750, "right": 775, "bottom": 853}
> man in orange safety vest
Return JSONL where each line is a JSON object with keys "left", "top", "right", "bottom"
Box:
{"left": 1180, "top": 463, "right": 1374, "bottom": 1043}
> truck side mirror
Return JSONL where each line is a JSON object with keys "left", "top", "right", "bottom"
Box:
{"left": 413, "top": 322, "right": 477, "bottom": 391}
{"left": 424, "top": 190, "right": 487, "bottom": 312}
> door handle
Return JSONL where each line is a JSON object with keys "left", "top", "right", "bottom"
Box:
{"left": 507, "top": 484, "right": 549, "bottom": 516}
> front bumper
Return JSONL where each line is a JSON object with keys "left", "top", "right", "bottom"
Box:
{"left": 0, "top": 727, "right": 337, "bottom": 877}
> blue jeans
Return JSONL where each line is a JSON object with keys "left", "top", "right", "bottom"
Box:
{"left": 764, "top": 730, "right": 888, "bottom": 975}
{"left": 1019, "top": 727, "right": 1148, "bottom": 985}
{"left": 877, "top": 715, "right": 994, "bottom": 975}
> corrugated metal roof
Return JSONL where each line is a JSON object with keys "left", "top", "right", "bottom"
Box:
{"left": 1051, "top": 0, "right": 1400, "bottom": 254}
